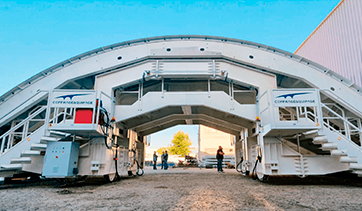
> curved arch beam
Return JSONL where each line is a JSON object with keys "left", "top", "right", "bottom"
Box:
{"left": 1, "top": 35, "right": 362, "bottom": 127}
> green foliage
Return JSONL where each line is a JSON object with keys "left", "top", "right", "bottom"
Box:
{"left": 157, "top": 147, "right": 169, "bottom": 155}
{"left": 169, "top": 130, "right": 192, "bottom": 157}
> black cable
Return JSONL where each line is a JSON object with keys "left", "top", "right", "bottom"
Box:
{"left": 136, "top": 160, "right": 144, "bottom": 176}
{"left": 102, "top": 128, "right": 112, "bottom": 150}
{"left": 251, "top": 155, "right": 262, "bottom": 180}
{"left": 236, "top": 157, "right": 244, "bottom": 173}
{"left": 99, "top": 107, "right": 112, "bottom": 149}
{"left": 97, "top": 104, "right": 121, "bottom": 181}
{"left": 130, "top": 149, "right": 144, "bottom": 176}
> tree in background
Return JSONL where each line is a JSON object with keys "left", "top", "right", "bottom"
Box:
{"left": 157, "top": 147, "right": 169, "bottom": 155}
{"left": 169, "top": 130, "right": 192, "bottom": 157}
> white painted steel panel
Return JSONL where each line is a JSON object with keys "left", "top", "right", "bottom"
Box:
{"left": 272, "top": 89, "right": 319, "bottom": 107}
{"left": 296, "top": 0, "right": 362, "bottom": 87}
{"left": 50, "top": 90, "right": 96, "bottom": 108}
{"left": 1, "top": 35, "right": 362, "bottom": 129}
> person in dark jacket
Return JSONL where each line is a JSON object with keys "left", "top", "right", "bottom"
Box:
{"left": 216, "top": 146, "right": 225, "bottom": 172}
{"left": 153, "top": 151, "right": 158, "bottom": 170}
{"left": 164, "top": 151, "right": 169, "bottom": 170}
{"left": 161, "top": 151, "right": 165, "bottom": 169}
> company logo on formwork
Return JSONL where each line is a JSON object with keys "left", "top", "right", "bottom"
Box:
{"left": 274, "top": 92, "right": 315, "bottom": 104}
{"left": 52, "top": 94, "right": 93, "bottom": 105}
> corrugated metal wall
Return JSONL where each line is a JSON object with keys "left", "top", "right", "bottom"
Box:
{"left": 295, "top": 0, "right": 362, "bottom": 87}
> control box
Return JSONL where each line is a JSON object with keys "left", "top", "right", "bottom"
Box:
{"left": 42, "top": 142, "right": 80, "bottom": 178}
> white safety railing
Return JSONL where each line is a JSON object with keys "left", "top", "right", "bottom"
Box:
{"left": 258, "top": 90, "right": 273, "bottom": 126}
{"left": 45, "top": 90, "right": 113, "bottom": 134}
{"left": 0, "top": 106, "right": 47, "bottom": 156}
{"left": 321, "top": 104, "right": 362, "bottom": 147}
{"left": 0, "top": 90, "right": 48, "bottom": 124}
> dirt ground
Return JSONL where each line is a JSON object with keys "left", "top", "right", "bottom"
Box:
{"left": 1, "top": 167, "right": 362, "bottom": 211}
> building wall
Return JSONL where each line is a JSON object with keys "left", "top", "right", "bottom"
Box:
{"left": 295, "top": 0, "right": 362, "bottom": 87}
{"left": 198, "top": 125, "right": 235, "bottom": 161}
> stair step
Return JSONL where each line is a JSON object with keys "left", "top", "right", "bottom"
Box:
{"left": 340, "top": 157, "right": 358, "bottom": 163}
{"left": 312, "top": 136, "right": 328, "bottom": 144}
{"left": 349, "top": 163, "right": 362, "bottom": 170}
{"left": 320, "top": 143, "right": 338, "bottom": 150}
{"left": 10, "top": 157, "right": 31, "bottom": 164}
{"left": 352, "top": 171, "right": 362, "bottom": 176}
{"left": 30, "top": 143, "right": 47, "bottom": 151}
{"left": 40, "top": 136, "right": 58, "bottom": 143}
{"left": 330, "top": 150, "right": 348, "bottom": 157}
{"left": 21, "top": 150, "right": 41, "bottom": 156}
{"left": 1, "top": 164, "right": 22, "bottom": 170}
{"left": 49, "top": 130, "right": 71, "bottom": 137}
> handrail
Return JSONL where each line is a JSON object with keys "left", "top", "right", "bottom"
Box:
{"left": 0, "top": 90, "right": 48, "bottom": 123}
{"left": 0, "top": 106, "right": 47, "bottom": 156}
{"left": 322, "top": 121, "right": 362, "bottom": 152}
{"left": 322, "top": 104, "right": 362, "bottom": 135}
{"left": 323, "top": 103, "right": 345, "bottom": 117}
{"left": 301, "top": 103, "right": 362, "bottom": 149}
{"left": 0, "top": 106, "right": 47, "bottom": 141}
{"left": 320, "top": 89, "right": 362, "bottom": 118}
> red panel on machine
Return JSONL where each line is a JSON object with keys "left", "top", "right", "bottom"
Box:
{"left": 74, "top": 108, "right": 93, "bottom": 124}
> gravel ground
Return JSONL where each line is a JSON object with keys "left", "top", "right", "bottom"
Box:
{"left": 1, "top": 167, "right": 362, "bottom": 210}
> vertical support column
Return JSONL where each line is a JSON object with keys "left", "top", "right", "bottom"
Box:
{"left": 138, "top": 83, "right": 143, "bottom": 111}
{"left": 316, "top": 90, "right": 324, "bottom": 134}
{"left": 256, "top": 120, "right": 265, "bottom": 176}
{"left": 8, "top": 121, "right": 16, "bottom": 150}
{"left": 111, "top": 89, "right": 116, "bottom": 120}
{"left": 155, "top": 60, "right": 159, "bottom": 78}
{"left": 212, "top": 60, "right": 216, "bottom": 78}
{"left": 296, "top": 133, "right": 301, "bottom": 154}
{"left": 208, "top": 79, "right": 210, "bottom": 98}
{"left": 44, "top": 90, "right": 52, "bottom": 136}
{"left": 161, "top": 78, "right": 164, "bottom": 98}
{"left": 341, "top": 109, "right": 351, "bottom": 140}
{"left": 22, "top": 121, "right": 29, "bottom": 141}
{"left": 0, "top": 136, "right": 4, "bottom": 155}
{"left": 358, "top": 118, "right": 362, "bottom": 146}
{"left": 229, "top": 81, "right": 234, "bottom": 110}
{"left": 244, "top": 128, "right": 249, "bottom": 162}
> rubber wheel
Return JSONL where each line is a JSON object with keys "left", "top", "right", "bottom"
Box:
{"left": 237, "top": 160, "right": 248, "bottom": 175}
{"left": 136, "top": 168, "right": 144, "bottom": 176}
{"left": 127, "top": 171, "right": 132, "bottom": 177}
{"left": 74, "top": 176, "right": 88, "bottom": 182}
{"left": 256, "top": 172, "right": 269, "bottom": 181}
{"left": 104, "top": 173, "right": 118, "bottom": 182}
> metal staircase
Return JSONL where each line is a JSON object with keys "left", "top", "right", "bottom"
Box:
{"left": 0, "top": 106, "right": 70, "bottom": 178}
{"left": 309, "top": 103, "right": 362, "bottom": 175}
{"left": 274, "top": 100, "right": 362, "bottom": 175}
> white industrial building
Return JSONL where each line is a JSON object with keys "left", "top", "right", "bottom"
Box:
{"left": 198, "top": 125, "right": 235, "bottom": 168}
{"left": 296, "top": 0, "right": 362, "bottom": 87}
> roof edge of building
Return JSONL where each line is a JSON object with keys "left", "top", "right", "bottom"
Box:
{"left": 295, "top": 0, "right": 345, "bottom": 54}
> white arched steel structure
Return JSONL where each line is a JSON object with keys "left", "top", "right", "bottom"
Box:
{"left": 1, "top": 35, "right": 362, "bottom": 182}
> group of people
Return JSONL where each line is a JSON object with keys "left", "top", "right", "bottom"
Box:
{"left": 153, "top": 151, "right": 168, "bottom": 170}
{"left": 152, "top": 146, "right": 225, "bottom": 172}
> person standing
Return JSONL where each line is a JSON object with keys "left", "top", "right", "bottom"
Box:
{"left": 164, "top": 151, "right": 169, "bottom": 170}
{"left": 216, "top": 146, "right": 225, "bottom": 173}
{"left": 153, "top": 151, "right": 158, "bottom": 170}
{"left": 161, "top": 151, "right": 165, "bottom": 169}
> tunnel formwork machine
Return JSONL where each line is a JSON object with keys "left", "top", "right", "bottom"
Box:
{"left": 1, "top": 35, "right": 362, "bottom": 182}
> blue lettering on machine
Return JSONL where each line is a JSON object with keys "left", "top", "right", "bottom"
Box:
{"left": 272, "top": 89, "right": 319, "bottom": 107}
{"left": 50, "top": 91, "right": 96, "bottom": 108}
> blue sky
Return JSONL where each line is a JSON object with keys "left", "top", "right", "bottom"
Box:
{"left": 0, "top": 0, "right": 340, "bottom": 149}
